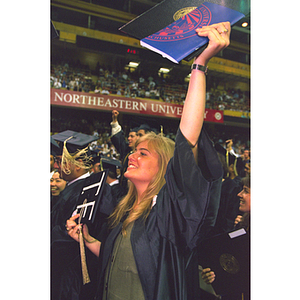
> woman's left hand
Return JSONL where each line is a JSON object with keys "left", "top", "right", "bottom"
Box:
{"left": 66, "top": 214, "right": 82, "bottom": 242}
{"left": 195, "top": 22, "right": 231, "bottom": 66}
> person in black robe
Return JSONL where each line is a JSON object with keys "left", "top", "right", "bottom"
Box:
{"left": 201, "top": 175, "right": 251, "bottom": 300}
{"left": 211, "top": 142, "right": 243, "bottom": 235}
{"left": 110, "top": 110, "right": 139, "bottom": 193}
{"left": 101, "top": 156, "right": 126, "bottom": 203}
{"left": 51, "top": 131, "right": 116, "bottom": 300}
{"left": 66, "top": 22, "right": 231, "bottom": 300}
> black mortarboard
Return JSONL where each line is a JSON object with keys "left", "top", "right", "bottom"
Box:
{"left": 92, "top": 155, "right": 101, "bottom": 165}
{"left": 90, "top": 149, "right": 101, "bottom": 164}
{"left": 130, "top": 116, "right": 161, "bottom": 134}
{"left": 52, "top": 130, "right": 98, "bottom": 155}
{"left": 138, "top": 124, "right": 152, "bottom": 132}
{"left": 101, "top": 157, "right": 122, "bottom": 175}
{"left": 130, "top": 127, "right": 139, "bottom": 133}
{"left": 51, "top": 136, "right": 60, "bottom": 156}
{"left": 75, "top": 171, "right": 109, "bottom": 226}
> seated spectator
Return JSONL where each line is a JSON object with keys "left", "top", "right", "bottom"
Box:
{"left": 50, "top": 62, "right": 250, "bottom": 112}
{"left": 53, "top": 78, "right": 61, "bottom": 89}
{"left": 101, "top": 88, "right": 109, "bottom": 95}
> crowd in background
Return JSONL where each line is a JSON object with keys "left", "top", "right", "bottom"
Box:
{"left": 50, "top": 62, "right": 250, "bottom": 113}
{"left": 51, "top": 109, "right": 250, "bottom": 164}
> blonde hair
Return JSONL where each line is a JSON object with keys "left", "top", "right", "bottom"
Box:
{"left": 61, "top": 136, "right": 93, "bottom": 175}
{"left": 109, "top": 132, "right": 175, "bottom": 235}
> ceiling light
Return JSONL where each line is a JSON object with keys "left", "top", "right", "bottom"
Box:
{"left": 158, "top": 67, "right": 170, "bottom": 73}
{"left": 241, "top": 22, "right": 248, "bottom": 28}
{"left": 128, "top": 62, "right": 139, "bottom": 68}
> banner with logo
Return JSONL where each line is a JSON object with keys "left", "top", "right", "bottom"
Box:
{"left": 51, "top": 89, "right": 223, "bottom": 123}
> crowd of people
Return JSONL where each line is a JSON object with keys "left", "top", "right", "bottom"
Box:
{"left": 50, "top": 60, "right": 250, "bottom": 113}
{"left": 51, "top": 109, "right": 249, "bottom": 165}
{"left": 50, "top": 23, "right": 250, "bottom": 300}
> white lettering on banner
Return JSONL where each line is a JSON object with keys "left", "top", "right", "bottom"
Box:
{"left": 151, "top": 104, "right": 182, "bottom": 116}
{"left": 54, "top": 92, "right": 63, "bottom": 102}
{"left": 52, "top": 90, "right": 223, "bottom": 122}
{"left": 54, "top": 92, "right": 84, "bottom": 104}
{"left": 97, "top": 97, "right": 104, "bottom": 106}
{"left": 140, "top": 102, "right": 147, "bottom": 111}
{"left": 63, "top": 94, "right": 72, "bottom": 103}
{"left": 54, "top": 91, "right": 149, "bottom": 113}
{"left": 73, "top": 94, "right": 80, "bottom": 104}
{"left": 88, "top": 96, "right": 96, "bottom": 106}
{"left": 111, "top": 99, "right": 147, "bottom": 112}
{"left": 82, "top": 95, "right": 87, "bottom": 104}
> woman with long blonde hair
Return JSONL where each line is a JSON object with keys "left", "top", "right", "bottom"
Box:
{"left": 67, "top": 22, "right": 231, "bottom": 300}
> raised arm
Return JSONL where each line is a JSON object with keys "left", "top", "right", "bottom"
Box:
{"left": 180, "top": 22, "right": 231, "bottom": 154}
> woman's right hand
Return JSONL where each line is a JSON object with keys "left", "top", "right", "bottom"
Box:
{"left": 201, "top": 268, "right": 216, "bottom": 284}
{"left": 66, "top": 214, "right": 90, "bottom": 242}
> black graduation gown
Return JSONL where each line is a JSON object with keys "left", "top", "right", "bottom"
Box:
{"left": 95, "top": 128, "right": 223, "bottom": 300}
{"left": 110, "top": 130, "right": 132, "bottom": 192}
{"left": 51, "top": 175, "right": 116, "bottom": 300}
{"left": 212, "top": 176, "right": 242, "bottom": 235}
{"left": 51, "top": 178, "right": 87, "bottom": 229}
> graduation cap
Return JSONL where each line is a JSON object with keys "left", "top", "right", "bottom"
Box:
{"left": 130, "top": 115, "right": 162, "bottom": 134}
{"left": 90, "top": 149, "right": 101, "bottom": 165}
{"left": 101, "top": 157, "right": 122, "bottom": 178}
{"left": 92, "top": 155, "right": 101, "bottom": 165}
{"left": 74, "top": 170, "right": 109, "bottom": 284}
{"left": 138, "top": 124, "right": 152, "bottom": 133}
{"left": 129, "top": 127, "right": 139, "bottom": 133}
{"left": 50, "top": 136, "right": 60, "bottom": 156}
{"left": 52, "top": 130, "right": 99, "bottom": 174}
{"left": 52, "top": 130, "right": 98, "bottom": 154}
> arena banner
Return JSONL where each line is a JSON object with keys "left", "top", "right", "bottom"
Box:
{"left": 51, "top": 88, "right": 223, "bottom": 123}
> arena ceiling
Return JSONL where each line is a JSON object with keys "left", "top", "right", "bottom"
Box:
{"left": 51, "top": 0, "right": 250, "bottom": 83}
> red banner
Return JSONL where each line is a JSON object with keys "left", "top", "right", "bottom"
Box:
{"left": 50, "top": 89, "right": 223, "bottom": 123}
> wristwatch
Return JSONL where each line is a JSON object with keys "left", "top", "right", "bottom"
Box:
{"left": 191, "top": 63, "right": 208, "bottom": 75}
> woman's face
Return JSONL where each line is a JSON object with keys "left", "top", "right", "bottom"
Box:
{"left": 237, "top": 185, "right": 251, "bottom": 213}
{"left": 125, "top": 140, "right": 160, "bottom": 187}
{"left": 50, "top": 172, "right": 67, "bottom": 196}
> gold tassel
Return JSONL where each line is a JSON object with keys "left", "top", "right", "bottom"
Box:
{"left": 225, "top": 150, "right": 229, "bottom": 177}
{"left": 78, "top": 199, "right": 91, "bottom": 285}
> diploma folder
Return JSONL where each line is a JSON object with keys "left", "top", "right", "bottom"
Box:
{"left": 75, "top": 171, "right": 108, "bottom": 226}
{"left": 119, "top": 0, "right": 249, "bottom": 62}
{"left": 198, "top": 228, "right": 250, "bottom": 295}
{"left": 139, "top": 2, "right": 245, "bottom": 63}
